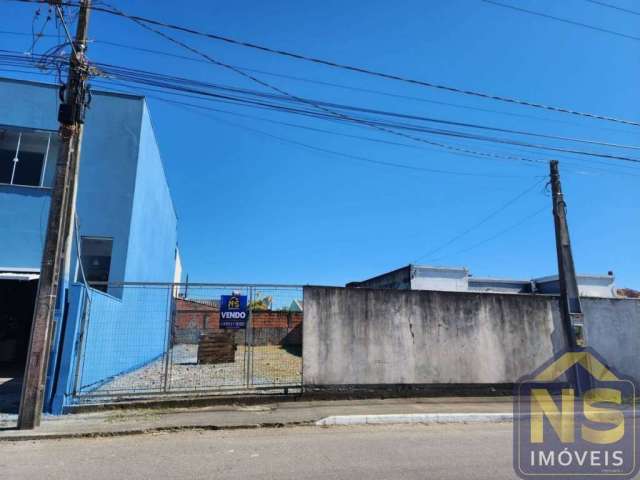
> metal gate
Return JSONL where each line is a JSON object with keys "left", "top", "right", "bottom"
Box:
{"left": 71, "top": 283, "right": 303, "bottom": 404}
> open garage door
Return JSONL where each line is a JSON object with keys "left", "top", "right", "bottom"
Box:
{"left": 0, "top": 273, "right": 38, "bottom": 413}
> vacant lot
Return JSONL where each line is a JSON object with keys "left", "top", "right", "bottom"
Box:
{"left": 91, "top": 344, "right": 301, "bottom": 394}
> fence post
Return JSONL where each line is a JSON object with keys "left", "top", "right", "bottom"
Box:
{"left": 162, "top": 284, "right": 173, "bottom": 393}
{"left": 300, "top": 286, "right": 304, "bottom": 391}
{"left": 71, "top": 285, "right": 91, "bottom": 398}
{"left": 245, "top": 286, "right": 253, "bottom": 388}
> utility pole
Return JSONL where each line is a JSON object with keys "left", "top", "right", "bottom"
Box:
{"left": 550, "top": 160, "right": 590, "bottom": 394}
{"left": 550, "top": 160, "right": 585, "bottom": 350}
{"left": 18, "top": 0, "right": 92, "bottom": 430}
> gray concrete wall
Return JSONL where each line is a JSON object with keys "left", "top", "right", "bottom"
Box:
{"left": 582, "top": 297, "right": 640, "bottom": 381}
{"left": 303, "top": 287, "right": 639, "bottom": 386}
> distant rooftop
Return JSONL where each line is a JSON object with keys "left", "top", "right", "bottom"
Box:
{"left": 347, "top": 264, "right": 618, "bottom": 298}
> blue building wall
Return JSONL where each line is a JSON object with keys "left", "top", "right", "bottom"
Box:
{"left": 0, "top": 78, "right": 59, "bottom": 131}
{"left": 124, "top": 102, "right": 178, "bottom": 283}
{"left": 0, "top": 78, "right": 149, "bottom": 280}
{"left": 0, "top": 78, "right": 179, "bottom": 413}
{"left": 73, "top": 286, "right": 173, "bottom": 393}
{"left": 0, "top": 79, "right": 58, "bottom": 270}
{"left": 60, "top": 102, "right": 179, "bottom": 400}
{"left": 0, "top": 185, "right": 51, "bottom": 269}
{"left": 70, "top": 91, "right": 145, "bottom": 287}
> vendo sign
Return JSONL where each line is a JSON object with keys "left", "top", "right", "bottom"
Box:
{"left": 219, "top": 294, "right": 248, "bottom": 329}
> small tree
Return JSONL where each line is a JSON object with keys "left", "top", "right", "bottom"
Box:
{"left": 250, "top": 293, "right": 272, "bottom": 311}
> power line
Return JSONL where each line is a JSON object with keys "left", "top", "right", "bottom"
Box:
{"left": 2, "top": 28, "right": 636, "bottom": 138}
{"left": 5, "top": 17, "right": 640, "bottom": 170}
{"left": 53, "top": 4, "right": 76, "bottom": 55}
{"left": 430, "top": 206, "right": 548, "bottom": 261}
{"left": 27, "top": 4, "right": 51, "bottom": 54}
{"left": 114, "top": 92, "right": 434, "bottom": 152}
{"left": 2, "top": 62, "right": 635, "bottom": 178}
{"left": 3, "top": 48, "right": 639, "bottom": 174}
{"left": 147, "top": 90, "right": 532, "bottom": 180}
{"left": 412, "top": 178, "right": 546, "bottom": 262}
{"left": 93, "top": 42, "right": 628, "bottom": 134}
{"left": 97, "top": 2, "right": 640, "bottom": 127}
{"left": 64, "top": 55, "right": 640, "bottom": 164}
{"left": 482, "top": 0, "right": 640, "bottom": 41}
{"left": 585, "top": 0, "right": 640, "bottom": 16}
{"left": 9, "top": 0, "right": 639, "bottom": 127}
{"left": 91, "top": 59, "right": 640, "bottom": 151}
{"left": 91, "top": 72, "right": 640, "bottom": 165}
{"left": 2, "top": 62, "right": 634, "bottom": 179}
{"left": 85, "top": 78, "right": 640, "bottom": 178}
{"left": 4, "top": 48, "right": 640, "bottom": 168}
{"left": 0, "top": 62, "right": 545, "bottom": 178}
{"left": 449, "top": 138, "right": 640, "bottom": 177}
{"left": 93, "top": 6, "right": 556, "bottom": 170}
{"left": 0, "top": 67, "right": 633, "bottom": 184}
{"left": 4, "top": 49, "right": 640, "bottom": 169}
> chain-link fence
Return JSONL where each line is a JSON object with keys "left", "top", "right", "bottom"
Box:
{"left": 71, "top": 283, "right": 303, "bottom": 403}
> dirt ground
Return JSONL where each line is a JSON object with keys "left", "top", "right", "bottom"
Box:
{"left": 90, "top": 344, "right": 301, "bottom": 395}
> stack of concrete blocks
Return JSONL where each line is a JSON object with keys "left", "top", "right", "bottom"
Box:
{"left": 197, "top": 331, "right": 237, "bottom": 364}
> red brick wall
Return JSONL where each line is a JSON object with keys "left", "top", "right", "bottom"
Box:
{"left": 251, "top": 311, "right": 303, "bottom": 329}
{"left": 173, "top": 298, "right": 302, "bottom": 345}
{"left": 174, "top": 298, "right": 217, "bottom": 331}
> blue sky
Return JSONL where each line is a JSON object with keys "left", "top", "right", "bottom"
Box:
{"left": 2, "top": 0, "right": 639, "bottom": 287}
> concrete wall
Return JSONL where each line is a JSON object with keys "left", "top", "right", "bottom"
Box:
{"left": 303, "top": 286, "right": 640, "bottom": 387}
{"left": 583, "top": 298, "right": 640, "bottom": 382}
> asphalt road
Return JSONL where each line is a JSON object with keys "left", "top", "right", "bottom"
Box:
{"left": 1, "top": 423, "right": 523, "bottom": 479}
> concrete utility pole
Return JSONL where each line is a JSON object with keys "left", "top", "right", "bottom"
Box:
{"left": 18, "top": 0, "right": 92, "bottom": 430}
{"left": 550, "top": 160, "right": 593, "bottom": 396}
{"left": 549, "top": 160, "right": 586, "bottom": 351}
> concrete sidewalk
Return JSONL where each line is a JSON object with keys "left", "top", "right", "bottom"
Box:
{"left": 0, "top": 396, "right": 515, "bottom": 441}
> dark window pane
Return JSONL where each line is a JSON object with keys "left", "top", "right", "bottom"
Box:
{"left": 0, "top": 129, "right": 52, "bottom": 187}
{"left": 80, "top": 238, "right": 113, "bottom": 293}
{"left": 0, "top": 148, "right": 13, "bottom": 184}
{"left": 13, "top": 151, "right": 44, "bottom": 186}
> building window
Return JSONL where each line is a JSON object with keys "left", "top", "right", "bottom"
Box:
{"left": 0, "top": 127, "right": 56, "bottom": 187}
{"left": 79, "top": 237, "right": 113, "bottom": 293}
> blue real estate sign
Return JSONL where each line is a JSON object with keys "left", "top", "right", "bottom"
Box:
{"left": 219, "top": 294, "right": 248, "bottom": 329}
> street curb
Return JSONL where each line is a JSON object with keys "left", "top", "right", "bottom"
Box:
{"left": 315, "top": 412, "right": 514, "bottom": 426}
{"left": 0, "top": 412, "right": 519, "bottom": 442}
{"left": 0, "top": 421, "right": 314, "bottom": 442}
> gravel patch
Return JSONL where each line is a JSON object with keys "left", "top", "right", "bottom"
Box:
{"left": 91, "top": 344, "right": 301, "bottom": 395}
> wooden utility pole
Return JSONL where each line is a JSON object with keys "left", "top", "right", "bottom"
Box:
{"left": 18, "top": 0, "right": 92, "bottom": 430}
{"left": 549, "top": 160, "right": 586, "bottom": 350}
